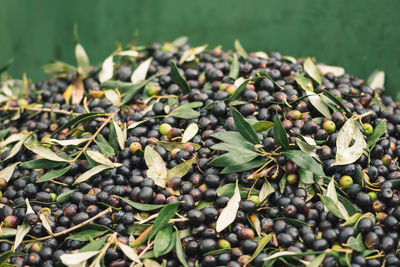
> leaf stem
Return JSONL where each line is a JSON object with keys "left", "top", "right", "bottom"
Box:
{"left": 23, "top": 207, "right": 112, "bottom": 242}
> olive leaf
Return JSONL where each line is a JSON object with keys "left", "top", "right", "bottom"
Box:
{"left": 317, "top": 64, "right": 345, "bottom": 77}
{"left": 47, "top": 138, "right": 89, "bottom": 147}
{"left": 1, "top": 132, "right": 31, "bottom": 162}
{"left": 274, "top": 114, "right": 290, "bottom": 149}
{"left": 295, "top": 138, "right": 320, "bottom": 162}
{"left": 148, "top": 201, "right": 181, "bottom": 241}
{"left": 98, "top": 55, "right": 114, "bottom": 83}
{"left": 112, "top": 120, "right": 126, "bottom": 150}
{"left": 104, "top": 89, "right": 120, "bottom": 106}
{"left": 118, "top": 241, "right": 141, "bottom": 264}
{"left": 246, "top": 119, "right": 274, "bottom": 132}
{"left": 75, "top": 42, "right": 90, "bottom": 77}
{"left": 167, "top": 158, "right": 195, "bottom": 180}
{"left": 322, "top": 90, "right": 353, "bottom": 117}
{"left": 332, "top": 118, "right": 366, "bottom": 166}
{"left": 304, "top": 57, "right": 322, "bottom": 85}
{"left": 179, "top": 44, "right": 207, "bottom": 65}
{"left": 24, "top": 136, "right": 69, "bottom": 162}
{"left": 234, "top": 39, "right": 248, "bottom": 58}
{"left": 115, "top": 195, "right": 164, "bottom": 211}
{"left": 326, "top": 177, "right": 350, "bottom": 220}
{"left": 259, "top": 180, "right": 275, "bottom": 203}
{"left": 66, "top": 229, "right": 109, "bottom": 242}
{"left": 154, "top": 225, "right": 173, "bottom": 257}
{"left": 229, "top": 53, "right": 240, "bottom": 79}
{"left": 13, "top": 199, "right": 34, "bottom": 251}
{"left": 0, "top": 162, "right": 20, "bottom": 182}
{"left": 168, "top": 102, "right": 202, "bottom": 119}
{"left": 246, "top": 234, "right": 272, "bottom": 265}
{"left": 131, "top": 57, "right": 152, "bottom": 84}
{"left": 39, "top": 211, "right": 53, "bottom": 234}
{"left": 56, "top": 189, "right": 77, "bottom": 203}
{"left": 41, "top": 60, "right": 77, "bottom": 76}
{"left": 320, "top": 195, "right": 346, "bottom": 220}
{"left": 273, "top": 217, "right": 309, "bottom": 227}
{"left": 294, "top": 75, "right": 314, "bottom": 91}
{"left": 170, "top": 61, "right": 191, "bottom": 94}
{"left": 144, "top": 146, "right": 168, "bottom": 188}
{"left": 216, "top": 181, "right": 241, "bottom": 232}
{"left": 181, "top": 123, "right": 199, "bottom": 143}
{"left": 307, "top": 253, "right": 327, "bottom": 267}
{"left": 36, "top": 165, "right": 72, "bottom": 183}
{"left": 305, "top": 91, "right": 331, "bottom": 118}
{"left": 299, "top": 168, "right": 314, "bottom": 184}
{"left": 73, "top": 164, "right": 118, "bottom": 185}
{"left": 156, "top": 141, "right": 201, "bottom": 152}
{"left": 367, "top": 70, "right": 385, "bottom": 90}
{"left": 86, "top": 150, "right": 114, "bottom": 167}
{"left": 175, "top": 230, "right": 189, "bottom": 267}
{"left": 367, "top": 120, "right": 386, "bottom": 148}
{"left": 51, "top": 113, "right": 107, "bottom": 136}
{"left": 0, "top": 250, "right": 11, "bottom": 266}
{"left": 282, "top": 150, "right": 325, "bottom": 179}
{"left": 143, "top": 259, "right": 162, "bottom": 267}
{"left": 70, "top": 75, "right": 85, "bottom": 105}
{"left": 231, "top": 106, "right": 260, "bottom": 145}
{"left": 95, "top": 134, "right": 115, "bottom": 158}
{"left": 117, "top": 50, "right": 139, "bottom": 57}
{"left": 348, "top": 233, "right": 366, "bottom": 252}
{"left": 60, "top": 251, "right": 100, "bottom": 267}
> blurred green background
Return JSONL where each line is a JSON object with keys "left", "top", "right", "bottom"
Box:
{"left": 1, "top": 0, "right": 399, "bottom": 97}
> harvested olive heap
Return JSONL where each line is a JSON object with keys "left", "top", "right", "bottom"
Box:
{"left": 0, "top": 38, "right": 399, "bottom": 267}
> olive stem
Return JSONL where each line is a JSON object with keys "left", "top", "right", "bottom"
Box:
{"left": 70, "top": 108, "right": 119, "bottom": 164}
{"left": 23, "top": 206, "right": 113, "bottom": 242}
{"left": 139, "top": 240, "right": 154, "bottom": 258}
{"left": 89, "top": 232, "right": 118, "bottom": 267}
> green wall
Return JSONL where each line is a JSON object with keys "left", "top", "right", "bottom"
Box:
{"left": 1, "top": 0, "right": 399, "bottom": 97}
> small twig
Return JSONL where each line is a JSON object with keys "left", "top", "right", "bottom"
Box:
{"left": 89, "top": 232, "right": 118, "bottom": 267}
{"left": 71, "top": 108, "right": 119, "bottom": 163}
{"left": 23, "top": 207, "right": 112, "bottom": 242}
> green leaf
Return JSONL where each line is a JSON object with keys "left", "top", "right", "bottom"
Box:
{"left": 299, "top": 168, "right": 314, "bottom": 184}
{"left": 348, "top": 233, "right": 366, "bottom": 252}
{"left": 131, "top": 57, "right": 152, "bottom": 84}
{"left": 295, "top": 75, "right": 314, "bottom": 92}
{"left": 56, "top": 189, "right": 78, "bottom": 203}
{"left": 80, "top": 235, "right": 109, "bottom": 252}
{"left": 24, "top": 137, "right": 69, "bottom": 162}
{"left": 51, "top": 113, "right": 107, "bottom": 136}
{"left": 322, "top": 90, "right": 353, "bottom": 117}
{"left": 111, "top": 120, "right": 125, "bottom": 150}
{"left": 0, "top": 128, "right": 9, "bottom": 140}
{"left": 148, "top": 201, "right": 181, "bottom": 241}
{"left": 326, "top": 177, "right": 349, "bottom": 220}
{"left": 170, "top": 61, "right": 191, "bottom": 93}
{"left": 154, "top": 225, "right": 173, "bottom": 257}
{"left": 332, "top": 118, "right": 366, "bottom": 166}
{"left": 248, "top": 234, "right": 272, "bottom": 263}
{"left": 121, "top": 77, "right": 156, "bottom": 105}
{"left": 175, "top": 230, "right": 189, "bottom": 267}
{"left": 273, "top": 217, "right": 309, "bottom": 227}
{"left": 13, "top": 222, "right": 30, "bottom": 252}
{"left": 225, "top": 79, "right": 250, "bottom": 104}
{"left": 220, "top": 158, "right": 266, "bottom": 174}
{"left": 86, "top": 150, "right": 114, "bottom": 167}
{"left": 229, "top": 54, "right": 240, "bottom": 79}
{"left": 108, "top": 120, "right": 119, "bottom": 153}
{"left": 0, "top": 250, "right": 12, "bottom": 266}
{"left": 181, "top": 123, "right": 199, "bottom": 143}
{"left": 307, "top": 253, "right": 326, "bottom": 267}
{"left": 0, "top": 162, "right": 20, "bottom": 182}
{"left": 231, "top": 106, "right": 260, "bottom": 144}
{"left": 98, "top": 55, "right": 114, "bottom": 83}
{"left": 42, "top": 59, "right": 76, "bottom": 76}
{"left": 156, "top": 141, "right": 201, "bottom": 152}
{"left": 60, "top": 251, "right": 100, "bottom": 266}
{"left": 367, "top": 120, "right": 386, "bottom": 147}
{"left": 115, "top": 196, "right": 164, "bottom": 211}
{"left": 167, "top": 158, "right": 195, "bottom": 180}
{"left": 234, "top": 39, "right": 248, "bottom": 58}
{"left": 0, "top": 227, "right": 17, "bottom": 238}
{"left": 145, "top": 146, "right": 168, "bottom": 188}
{"left": 259, "top": 180, "right": 275, "bottom": 203}
{"left": 247, "top": 119, "right": 274, "bottom": 132}
{"left": 273, "top": 114, "right": 290, "bottom": 149}
{"left": 320, "top": 195, "right": 346, "bottom": 219}
{"left": 75, "top": 43, "right": 90, "bottom": 77}
{"left": 282, "top": 150, "right": 325, "bottom": 178}
{"left": 209, "top": 150, "right": 260, "bottom": 168}
{"left": 338, "top": 195, "right": 357, "bottom": 216}
{"left": 36, "top": 165, "right": 71, "bottom": 183}
{"left": 196, "top": 201, "right": 214, "bottom": 210}
{"left": 169, "top": 102, "right": 202, "bottom": 119}
{"left": 304, "top": 57, "right": 322, "bottom": 85}
{"left": 73, "top": 164, "right": 113, "bottom": 185}
{"left": 1, "top": 133, "right": 31, "bottom": 162}
{"left": 306, "top": 91, "right": 331, "bottom": 118}
{"left": 95, "top": 134, "right": 115, "bottom": 158}
{"left": 66, "top": 229, "right": 109, "bottom": 241}
{"left": 47, "top": 138, "right": 89, "bottom": 147}
{"left": 203, "top": 248, "right": 232, "bottom": 256}
{"left": 216, "top": 182, "right": 240, "bottom": 232}
{"left": 211, "top": 131, "right": 249, "bottom": 144}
